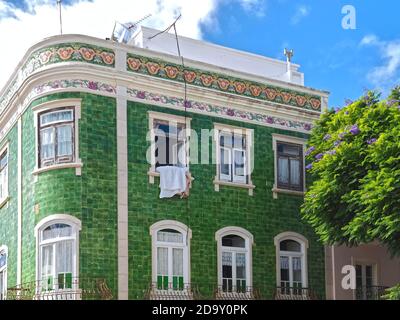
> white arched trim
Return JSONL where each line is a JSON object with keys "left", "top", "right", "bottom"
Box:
{"left": 274, "top": 231, "right": 309, "bottom": 248}
{"left": 35, "top": 214, "right": 81, "bottom": 291}
{"left": 274, "top": 231, "right": 309, "bottom": 289}
{"left": 215, "top": 226, "right": 254, "bottom": 245}
{"left": 215, "top": 226, "right": 254, "bottom": 293}
{"left": 150, "top": 220, "right": 192, "bottom": 288}
{"left": 34, "top": 214, "right": 82, "bottom": 235}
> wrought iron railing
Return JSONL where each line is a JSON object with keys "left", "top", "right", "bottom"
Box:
{"left": 274, "top": 286, "right": 318, "bottom": 300}
{"left": 214, "top": 285, "right": 260, "bottom": 300}
{"left": 145, "top": 282, "right": 200, "bottom": 300}
{"left": 355, "top": 286, "right": 389, "bottom": 300}
{"left": 6, "top": 277, "right": 113, "bottom": 300}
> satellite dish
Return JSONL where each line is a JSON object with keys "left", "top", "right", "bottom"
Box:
{"left": 112, "top": 22, "right": 137, "bottom": 44}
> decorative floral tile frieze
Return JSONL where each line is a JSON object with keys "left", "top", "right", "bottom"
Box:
{"left": 126, "top": 53, "right": 322, "bottom": 112}
{"left": 22, "top": 43, "right": 115, "bottom": 79}
{"left": 127, "top": 88, "right": 313, "bottom": 132}
{"left": 0, "top": 79, "right": 18, "bottom": 116}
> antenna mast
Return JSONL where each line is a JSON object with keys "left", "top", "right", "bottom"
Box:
{"left": 57, "top": 0, "right": 63, "bottom": 35}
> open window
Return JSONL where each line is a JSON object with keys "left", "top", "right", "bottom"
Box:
{"left": 148, "top": 111, "right": 191, "bottom": 184}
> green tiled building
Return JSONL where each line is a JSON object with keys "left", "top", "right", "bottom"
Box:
{"left": 0, "top": 27, "right": 329, "bottom": 300}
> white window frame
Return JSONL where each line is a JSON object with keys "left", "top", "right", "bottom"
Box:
{"left": 34, "top": 214, "right": 81, "bottom": 298}
{"left": 147, "top": 111, "right": 191, "bottom": 184}
{"left": 0, "top": 245, "right": 7, "bottom": 300}
{"left": 32, "top": 99, "right": 83, "bottom": 177}
{"left": 214, "top": 124, "right": 254, "bottom": 196}
{"left": 150, "top": 220, "right": 191, "bottom": 292}
{"left": 0, "top": 143, "right": 9, "bottom": 208}
{"left": 272, "top": 134, "right": 306, "bottom": 198}
{"left": 274, "top": 231, "right": 308, "bottom": 294}
{"left": 215, "top": 227, "right": 253, "bottom": 297}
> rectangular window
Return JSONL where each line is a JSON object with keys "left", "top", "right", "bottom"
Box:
{"left": 277, "top": 142, "right": 303, "bottom": 191}
{"left": 154, "top": 120, "right": 187, "bottom": 168}
{"left": 0, "top": 149, "right": 8, "bottom": 201}
{"left": 38, "top": 108, "right": 74, "bottom": 168}
{"left": 217, "top": 130, "right": 248, "bottom": 184}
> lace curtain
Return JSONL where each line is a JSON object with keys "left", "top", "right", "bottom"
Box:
{"left": 43, "top": 224, "right": 72, "bottom": 241}
{"left": 278, "top": 158, "right": 289, "bottom": 183}
{"left": 280, "top": 256, "right": 302, "bottom": 271}
{"left": 57, "top": 125, "right": 73, "bottom": 156}
{"left": 173, "top": 248, "right": 183, "bottom": 276}
{"left": 40, "top": 110, "right": 72, "bottom": 126}
{"left": 40, "top": 128, "right": 55, "bottom": 159}
{"left": 290, "top": 160, "right": 300, "bottom": 185}
{"left": 222, "top": 252, "right": 232, "bottom": 267}
{"left": 157, "top": 231, "right": 183, "bottom": 243}
{"left": 157, "top": 247, "right": 168, "bottom": 275}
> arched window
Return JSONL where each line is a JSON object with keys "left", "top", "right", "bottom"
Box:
{"left": 0, "top": 245, "right": 7, "bottom": 300}
{"left": 216, "top": 227, "right": 253, "bottom": 295}
{"left": 274, "top": 232, "right": 308, "bottom": 294}
{"left": 35, "top": 215, "right": 81, "bottom": 293}
{"left": 150, "top": 221, "right": 191, "bottom": 291}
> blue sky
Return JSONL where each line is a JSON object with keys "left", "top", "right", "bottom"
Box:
{"left": 1, "top": 0, "right": 399, "bottom": 107}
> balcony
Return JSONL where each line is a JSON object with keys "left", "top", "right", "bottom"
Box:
{"left": 355, "top": 286, "right": 389, "bottom": 300}
{"left": 214, "top": 285, "right": 260, "bottom": 300}
{"left": 6, "top": 277, "right": 113, "bottom": 300}
{"left": 274, "top": 286, "right": 318, "bottom": 300}
{"left": 145, "top": 282, "right": 200, "bottom": 300}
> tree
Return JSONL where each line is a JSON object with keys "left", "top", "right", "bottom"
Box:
{"left": 301, "top": 87, "right": 400, "bottom": 299}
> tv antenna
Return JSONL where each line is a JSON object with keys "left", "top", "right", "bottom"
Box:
{"left": 57, "top": 0, "right": 63, "bottom": 35}
{"left": 112, "top": 14, "right": 152, "bottom": 44}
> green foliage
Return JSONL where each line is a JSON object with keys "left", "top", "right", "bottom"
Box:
{"left": 383, "top": 284, "right": 400, "bottom": 300}
{"left": 301, "top": 87, "right": 400, "bottom": 255}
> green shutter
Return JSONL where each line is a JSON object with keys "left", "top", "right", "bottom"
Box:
{"left": 178, "top": 276, "right": 184, "bottom": 290}
{"left": 65, "top": 273, "right": 72, "bottom": 289}
{"left": 157, "top": 276, "right": 163, "bottom": 290}
{"left": 163, "top": 276, "right": 169, "bottom": 290}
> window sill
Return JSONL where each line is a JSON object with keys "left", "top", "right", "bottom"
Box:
{"left": 272, "top": 187, "right": 305, "bottom": 199}
{"left": 148, "top": 169, "right": 194, "bottom": 185}
{"left": 214, "top": 179, "right": 255, "bottom": 196}
{"left": 0, "top": 196, "right": 10, "bottom": 209}
{"left": 33, "top": 162, "right": 83, "bottom": 176}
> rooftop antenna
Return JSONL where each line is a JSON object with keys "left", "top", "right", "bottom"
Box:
{"left": 57, "top": 0, "right": 63, "bottom": 35}
{"left": 284, "top": 48, "right": 294, "bottom": 82}
{"left": 112, "top": 14, "right": 152, "bottom": 44}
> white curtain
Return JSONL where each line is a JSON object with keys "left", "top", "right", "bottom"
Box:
{"left": 292, "top": 257, "right": 302, "bottom": 271}
{"left": 172, "top": 248, "right": 183, "bottom": 276}
{"left": 40, "top": 128, "right": 55, "bottom": 159}
{"left": 278, "top": 158, "right": 289, "bottom": 184}
{"left": 290, "top": 160, "right": 300, "bottom": 186}
{"left": 234, "top": 149, "right": 245, "bottom": 176}
{"left": 222, "top": 252, "right": 232, "bottom": 267}
{"left": 56, "top": 241, "right": 73, "bottom": 274}
{"left": 236, "top": 253, "right": 246, "bottom": 279}
{"left": 157, "top": 247, "right": 168, "bottom": 276}
{"left": 157, "top": 231, "right": 183, "bottom": 243}
{"left": 41, "top": 245, "right": 53, "bottom": 278}
{"left": 57, "top": 125, "right": 73, "bottom": 156}
{"left": 43, "top": 224, "right": 72, "bottom": 241}
{"left": 280, "top": 256, "right": 289, "bottom": 270}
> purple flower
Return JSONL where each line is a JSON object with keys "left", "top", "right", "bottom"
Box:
{"left": 367, "top": 138, "right": 377, "bottom": 145}
{"left": 388, "top": 99, "right": 399, "bottom": 106}
{"left": 327, "top": 149, "right": 337, "bottom": 155}
{"left": 333, "top": 140, "right": 342, "bottom": 147}
{"left": 345, "top": 111, "right": 349, "bottom": 115}
{"left": 305, "top": 146, "right": 315, "bottom": 156}
{"left": 323, "top": 134, "right": 331, "bottom": 141}
{"left": 304, "top": 123, "right": 312, "bottom": 131}
{"left": 345, "top": 99, "right": 353, "bottom": 106}
{"left": 338, "top": 132, "right": 346, "bottom": 139}
{"left": 266, "top": 117, "right": 274, "bottom": 124}
{"left": 136, "top": 91, "right": 146, "bottom": 99}
{"left": 349, "top": 124, "right": 360, "bottom": 135}
{"left": 184, "top": 100, "right": 192, "bottom": 109}
{"left": 88, "top": 81, "right": 98, "bottom": 90}
{"left": 334, "top": 107, "right": 341, "bottom": 114}
{"left": 306, "top": 163, "right": 313, "bottom": 171}
{"left": 315, "top": 153, "right": 324, "bottom": 160}
{"left": 227, "top": 108, "right": 235, "bottom": 116}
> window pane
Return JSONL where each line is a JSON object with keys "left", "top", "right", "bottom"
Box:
{"left": 56, "top": 240, "right": 73, "bottom": 274}
{"left": 292, "top": 257, "right": 302, "bottom": 283}
{"left": 236, "top": 253, "right": 246, "bottom": 279}
{"left": 157, "top": 247, "right": 168, "bottom": 276}
{"left": 57, "top": 125, "right": 73, "bottom": 156}
{"left": 280, "top": 256, "right": 289, "bottom": 281}
{"left": 157, "top": 229, "right": 183, "bottom": 243}
{"left": 278, "top": 143, "right": 300, "bottom": 156}
{"left": 280, "top": 240, "right": 301, "bottom": 252}
{"left": 220, "top": 147, "right": 231, "bottom": 178}
{"left": 233, "top": 135, "right": 245, "bottom": 149}
{"left": 290, "top": 159, "right": 301, "bottom": 186}
{"left": 43, "top": 224, "right": 72, "bottom": 240}
{"left": 365, "top": 265, "right": 373, "bottom": 287}
{"left": 220, "top": 133, "right": 232, "bottom": 147}
{"left": 40, "top": 110, "right": 73, "bottom": 126}
{"left": 41, "top": 245, "right": 53, "bottom": 278}
{"left": 40, "top": 128, "right": 55, "bottom": 160}
{"left": 278, "top": 157, "right": 289, "bottom": 184}
{"left": 0, "top": 251, "right": 6, "bottom": 269}
{"left": 222, "top": 235, "right": 245, "bottom": 248}
{"left": 234, "top": 149, "right": 245, "bottom": 177}
{"left": 356, "top": 264, "right": 362, "bottom": 288}
{"left": 0, "top": 151, "right": 7, "bottom": 170}
{"left": 172, "top": 248, "right": 183, "bottom": 276}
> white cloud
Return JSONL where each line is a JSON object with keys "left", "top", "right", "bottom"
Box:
{"left": 238, "top": 0, "right": 266, "bottom": 17}
{"left": 291, "top": 5, "right": 310, "bottom": 25}
{"left": 360, "top": 34, "right": 400, "bottom": 90}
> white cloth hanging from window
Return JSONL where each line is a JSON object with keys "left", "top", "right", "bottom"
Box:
{"left": 156, "top": 166, "right": 188, "bottom": 198}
